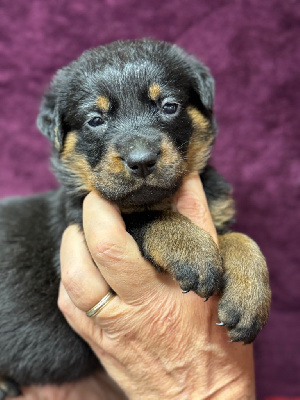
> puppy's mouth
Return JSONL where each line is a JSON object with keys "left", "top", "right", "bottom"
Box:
{"left": 94, "top": 174, "right": 183, "bottom": 208}
{"left": 116, "top": 181, "right": 182, "bottom": 207}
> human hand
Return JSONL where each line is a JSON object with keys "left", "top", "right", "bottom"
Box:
{"left": 57, "top": 172, "right": 255, "bottom": 399}
{"left": 11, "top": 173, "right": 255, "bottom": 399}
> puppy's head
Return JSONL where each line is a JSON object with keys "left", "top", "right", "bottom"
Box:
{"left": 37, "top": 39, "right": 216, "bottom": 207}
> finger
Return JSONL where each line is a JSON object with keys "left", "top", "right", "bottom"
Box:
{"left": 58, "top": 281, "right": 99, "bottom": 342}
{"left": 174, "top": 172, "right": 218, "bottom": 245}
{"left": 83, "top": 192, "right": 161, "bottom": 303}
{"left": 60, "top": 224, "right": 110, "bottom": 312}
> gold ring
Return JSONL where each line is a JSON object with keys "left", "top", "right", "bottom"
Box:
{"left": 86, "top": 289, "right": 116, "bottom": 318}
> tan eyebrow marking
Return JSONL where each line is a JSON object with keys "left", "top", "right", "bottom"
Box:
{"left": 148, "top": 83, "right": 161, "bottom": 101}
{"left": 96, "top": 96, "right": 110, "bottom": 112}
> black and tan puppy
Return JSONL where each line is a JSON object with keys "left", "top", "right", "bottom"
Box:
{"left": 0, "top": 39, "right": 271, "bottom": 398}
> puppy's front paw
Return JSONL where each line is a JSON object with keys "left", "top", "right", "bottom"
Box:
{"left": 171, "top": 244, "right": 223, "bottom": 299}
{"left": 218, "top": 278, "right": 270, "bottom": 344}
{"left": 218, "top": 233, "right": 271, "bottom": 343}
{"left": 143, "top": 213, "right": 223, "bottom": 299}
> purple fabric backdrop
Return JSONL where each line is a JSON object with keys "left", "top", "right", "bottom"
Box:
{"left": 0, "top": 0, "right": 299, "bottom": 398}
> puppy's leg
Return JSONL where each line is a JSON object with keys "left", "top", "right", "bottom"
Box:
{"left": 218, "top": 233, "right": 271, "bottom": 343}
{"left": 126, "top": 211, "right": 223, "bottom": 299}
{"left": 0, "top": 375, "right": 21, "bottom": 399}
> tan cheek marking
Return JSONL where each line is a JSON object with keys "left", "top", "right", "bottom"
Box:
{"left": 160, "top": 137, "right": 183, "bottom": 165}
{"left": 149, "top": 83, "right": 161, "bottom": 101}
{"left": 96, "top": 96, "right": 110, "bottom": 112}
{"left": 185, "top": 106, "right": 213, "bottom": 173}
{"left": 150, "top": 137, "right": 184, "bottom": 180}
{"left": 61, "top": 132, "right": 95, "bottom": 192}
{"left": 146, "top": 137, "right": 185, "bottom": 187}
{"left": 187, "top": 106, "right": 210, "bottom": 130}
{"left": 93, "top": 146, "right": 134, "bottom": 190}
{"left": 62, "top": 131, "right": 77, "bottom": 159}
{"left": 104, "top": 147, "right": 125, "bottom": 174}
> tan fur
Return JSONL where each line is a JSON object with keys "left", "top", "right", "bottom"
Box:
{"left": 144, "top": 211, "right": 222, "bottom": 297}
{"left": 104, "top": 147, "right": 125, "bottom": 174}
{"left": 93, "top": 146, "right": 135, "bottom": 191}
{"left": 61, "top": 131, "right": 77, "bottom": 159}
{"left": 185, "top": 106, "right": 214, "bottom": 173}
{"left": 96, "top": 96, "right": 110, "bottom": 112}
{"left": 161, "top": 137, "right": 182, "bottom": 164}
{"left": 148, "top": 83, "right": 161, "bottom": 101}
{"left": 208, "top": 196, "right": 235, "bottom": 232}
{"left": 62, "top": 132, "right": 95, "bottom": 191}
{"left": 218, "top": 232, "right": 271, "bottom": 339}
{"left": 147, "top": 136, "right": 184, "bottom": 184}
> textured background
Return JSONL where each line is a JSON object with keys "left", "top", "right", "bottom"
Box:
{"left": 0, "top": 0, "right": 299, "bottom": 398}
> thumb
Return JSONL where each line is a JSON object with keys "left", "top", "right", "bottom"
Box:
{"left": 173, "top": 172, "right": 218, "bottom": 245}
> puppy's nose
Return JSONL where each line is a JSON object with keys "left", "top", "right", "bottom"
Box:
{"left": 125, "top": 149, "right": 159, "bottom": 178}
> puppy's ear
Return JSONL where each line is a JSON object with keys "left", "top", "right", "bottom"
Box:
{"left": 171, "top": 44, "right": 215, "bottom": 111}
{"left": 36, "top": 76, "right": 64, "bottom": 152}
{"left": 187, "top": 55, "right": 215, "bottom": 111}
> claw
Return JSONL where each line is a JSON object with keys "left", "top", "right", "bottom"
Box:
{"left": 204, "top": 297, "right": 209, "bottom": 302}
{"left": 216, "top": 322, "right": 224, "bottom": 326}
{"left": 182, "top": 290, "right": 190, "bottom": 294}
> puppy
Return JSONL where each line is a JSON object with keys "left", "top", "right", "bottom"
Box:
{"left": 0, "top": 39, "right": 271, "bottom": 398}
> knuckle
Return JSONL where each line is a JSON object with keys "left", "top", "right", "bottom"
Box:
{"left": 61, "top": 269, "right": 84, "bottom": 300}
{"left": 177, "top": 193, "right": 208, "bottom": 225}
{"left": 57, "top": 291, "right": 72, "bottom": 316}
{"left": 93, "top": 237, "right": 126, "bottom": 265}
{"left": 178, "top": 192, "right": 204, "bottom": 212}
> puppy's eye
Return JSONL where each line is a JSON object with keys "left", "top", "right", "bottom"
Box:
{"left": 88, "top": 117, "right": 104, "bottom": 127}
{"left": 162, "top": 103, "right": 178, "bottom": 115}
